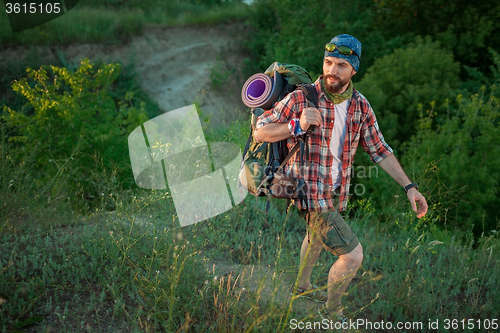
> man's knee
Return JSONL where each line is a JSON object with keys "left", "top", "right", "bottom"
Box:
{"left": 341, "top": 243, "right": 363, "bottom": 268}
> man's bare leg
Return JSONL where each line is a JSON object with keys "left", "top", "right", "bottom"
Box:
{"left": 326, "top": 243, "right": 363, "bottom": 316}
{"left": 297, "top": 233, "right": 323, "bottom": 291}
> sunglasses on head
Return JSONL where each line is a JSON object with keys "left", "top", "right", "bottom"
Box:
{"left": 325, "top": 43, "right": 358, "bottom": 57}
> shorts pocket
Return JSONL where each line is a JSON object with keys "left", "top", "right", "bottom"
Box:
{"left": 333, "top": 224, "right": 351, "bottom": 246}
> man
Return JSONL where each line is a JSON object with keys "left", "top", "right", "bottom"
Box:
{"left": 253, "top": 34, "right": 428, "bottom": 320}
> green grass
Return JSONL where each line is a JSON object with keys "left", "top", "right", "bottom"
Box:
{"left": 1, "top": 187, "right": 498, "bottom": 332}
{"left": 0, "top": 2, "right": 249, "bottom": 46}
{"left": 1, "top": 110, "right": 499, "bottom": 332}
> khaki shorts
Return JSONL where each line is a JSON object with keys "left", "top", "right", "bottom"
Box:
{"left": 301, "top": 191, "right": 359, "bottom": 256}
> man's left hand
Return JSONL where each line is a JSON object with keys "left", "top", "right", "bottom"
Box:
{"left": 407, "top": 189, "right": 428, "bottom": 218}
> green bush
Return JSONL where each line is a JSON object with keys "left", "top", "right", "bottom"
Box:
{"left": 353, "top": 84, "right": 500, "bottom": 236}
{"left": 372, "top": 0, "right": 500, "bottom": 76}
{"left": 403, "top": 86, "right": 500, "bottom": 235}
{"left": 2, "top": 59, "right": 149, "bottom": 213}
{"left": 463, "top": 48, "right": 500, "bottom": 93}
{"left": 356, "top": 37, "right": 461, "bottom": 146}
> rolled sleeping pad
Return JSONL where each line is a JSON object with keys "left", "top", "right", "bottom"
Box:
{"left": 241, "top": 70, "right": 284, "bottom": 109}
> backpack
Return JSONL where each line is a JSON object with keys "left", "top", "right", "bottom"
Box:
{"left": 238, "top": 63, "right": 319, "bottom": 211}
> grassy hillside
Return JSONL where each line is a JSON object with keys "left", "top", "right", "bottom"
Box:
{"left": 1, "top": 1, "right": 499, "bottom": 331}
{"left": 2, "top": 152, "right": 498, "bottom": 331}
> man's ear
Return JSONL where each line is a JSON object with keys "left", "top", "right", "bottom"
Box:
{"left": 352, "top": 69, "right": 357, "bottom": 76}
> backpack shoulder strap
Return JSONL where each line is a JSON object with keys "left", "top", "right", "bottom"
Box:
{"left": 297, "top": 84, "right": 319, "bottom": 108}
{"left": 275, "top": 84, "right": 318, "bottom": 173}
{"left": 296, "top": 84, "right": 319, "bottom": 136}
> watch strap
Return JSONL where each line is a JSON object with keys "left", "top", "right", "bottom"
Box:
{"left": 404, "top": 182, "right": 418, "bottom": 193}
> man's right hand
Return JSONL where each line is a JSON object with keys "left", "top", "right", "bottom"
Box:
{"left": 300, "top": 107, "right": 322, "bottom": 131}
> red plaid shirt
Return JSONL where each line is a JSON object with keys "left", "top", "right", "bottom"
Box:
{"left": 256, "top": 76, "right": 393, "bottom": 212}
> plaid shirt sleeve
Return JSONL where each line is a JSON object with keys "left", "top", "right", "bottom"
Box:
{"left": 255, "top": 92, "right": 303, "bottom": 129}
{"left": 359, "top": 101, "right": 393, "bottom": 163}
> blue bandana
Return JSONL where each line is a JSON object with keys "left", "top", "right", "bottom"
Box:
{"left": 324, "top": 34, "right": 362, "bottom": 72}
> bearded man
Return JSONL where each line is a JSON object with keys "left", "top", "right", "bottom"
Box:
{"left": 253, "top": 34, "right": 428, "bottom": 320}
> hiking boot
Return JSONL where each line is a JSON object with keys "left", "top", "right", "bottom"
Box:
{"left": 317, "top": 303, "right": 348, "bottom": 323}
{"left": 291, "top": 284, "right": 328, "bottom": 302}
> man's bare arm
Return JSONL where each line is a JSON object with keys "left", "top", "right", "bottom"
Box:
{"left": 378, "top": 154, "right": 428, "bottom": 218}
{"left": 378, "top": 154, "right": 411, "bottom": 187}
{"left": 253, "top": 123, "right": 291, "bottom": 143}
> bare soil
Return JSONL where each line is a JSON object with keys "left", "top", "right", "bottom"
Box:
{"left": 2, "top": 23, "right": 248, "bottom": 126}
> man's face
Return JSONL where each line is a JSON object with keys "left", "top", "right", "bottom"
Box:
{"left": 322, "top": 56, "right": 357, "bottom": 94}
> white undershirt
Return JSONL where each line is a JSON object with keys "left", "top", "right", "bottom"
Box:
{"left": 329, "top": 100, "right": 349, "bottom": 188}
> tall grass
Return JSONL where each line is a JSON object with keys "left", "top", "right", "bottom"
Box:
{"left": 2, "top": 185, "right": 498, "bottom": 331}
{"left": 1, "top": 108, "right": 499, "bottom": 332}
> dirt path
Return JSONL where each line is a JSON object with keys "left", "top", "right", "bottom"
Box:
{"left": 63, "top": 24, "right": 246, "bottom": 125}
{"left": 203, "top": 259, "right": 325, "bottom": 319}
{"left": 2, "top": 23, "right": 247, "bottom": 126}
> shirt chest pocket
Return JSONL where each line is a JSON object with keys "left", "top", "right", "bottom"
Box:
{"left": 349, "top": 112, "right": 363, "bottom": 143}
{"left": 350, "top": 120, "right": 361, "bottom": 135}
{"left": 352, "top": 111, "right": 363, "bottom": 124}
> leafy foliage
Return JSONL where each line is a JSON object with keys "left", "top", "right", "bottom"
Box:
{"left": 404, "top": 86, "right": 500, "bottom": 234}
{"left": 373, "top": 0, "right": 500, "bottom": 75}
{"left": 356, "top": 37, "right": 461, "bottom": 146}
{"left": 352, "top": 84, "right": 500, "bottom": 236}
{"left": 2, "top": 59, "right": 149, "bottom": 211}
{"left": 246, "top": 0, "right": 382, "bottom": 78}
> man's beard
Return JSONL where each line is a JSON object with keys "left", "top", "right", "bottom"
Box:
{"left": 323, "top": 74, "right": 350, "bottom": 94}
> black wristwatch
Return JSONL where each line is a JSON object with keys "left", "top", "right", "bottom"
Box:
{"left": 404, "top": 182, "right": 419, "bottom": 193}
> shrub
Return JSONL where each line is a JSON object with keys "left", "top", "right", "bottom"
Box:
{"left": 403, "top": 86, "right": 500, "bottom": 235}
{"left": 356, "top": 36, "right": 461, "bottom": 146}
{"left": 2, "top": 59, "right": 149, "bottom": 213}
{"left": 352, "top": 84, "right": 500, "bottom": 236}
{"left": 372, "top": 0, "right": 500, "bottom": 76}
